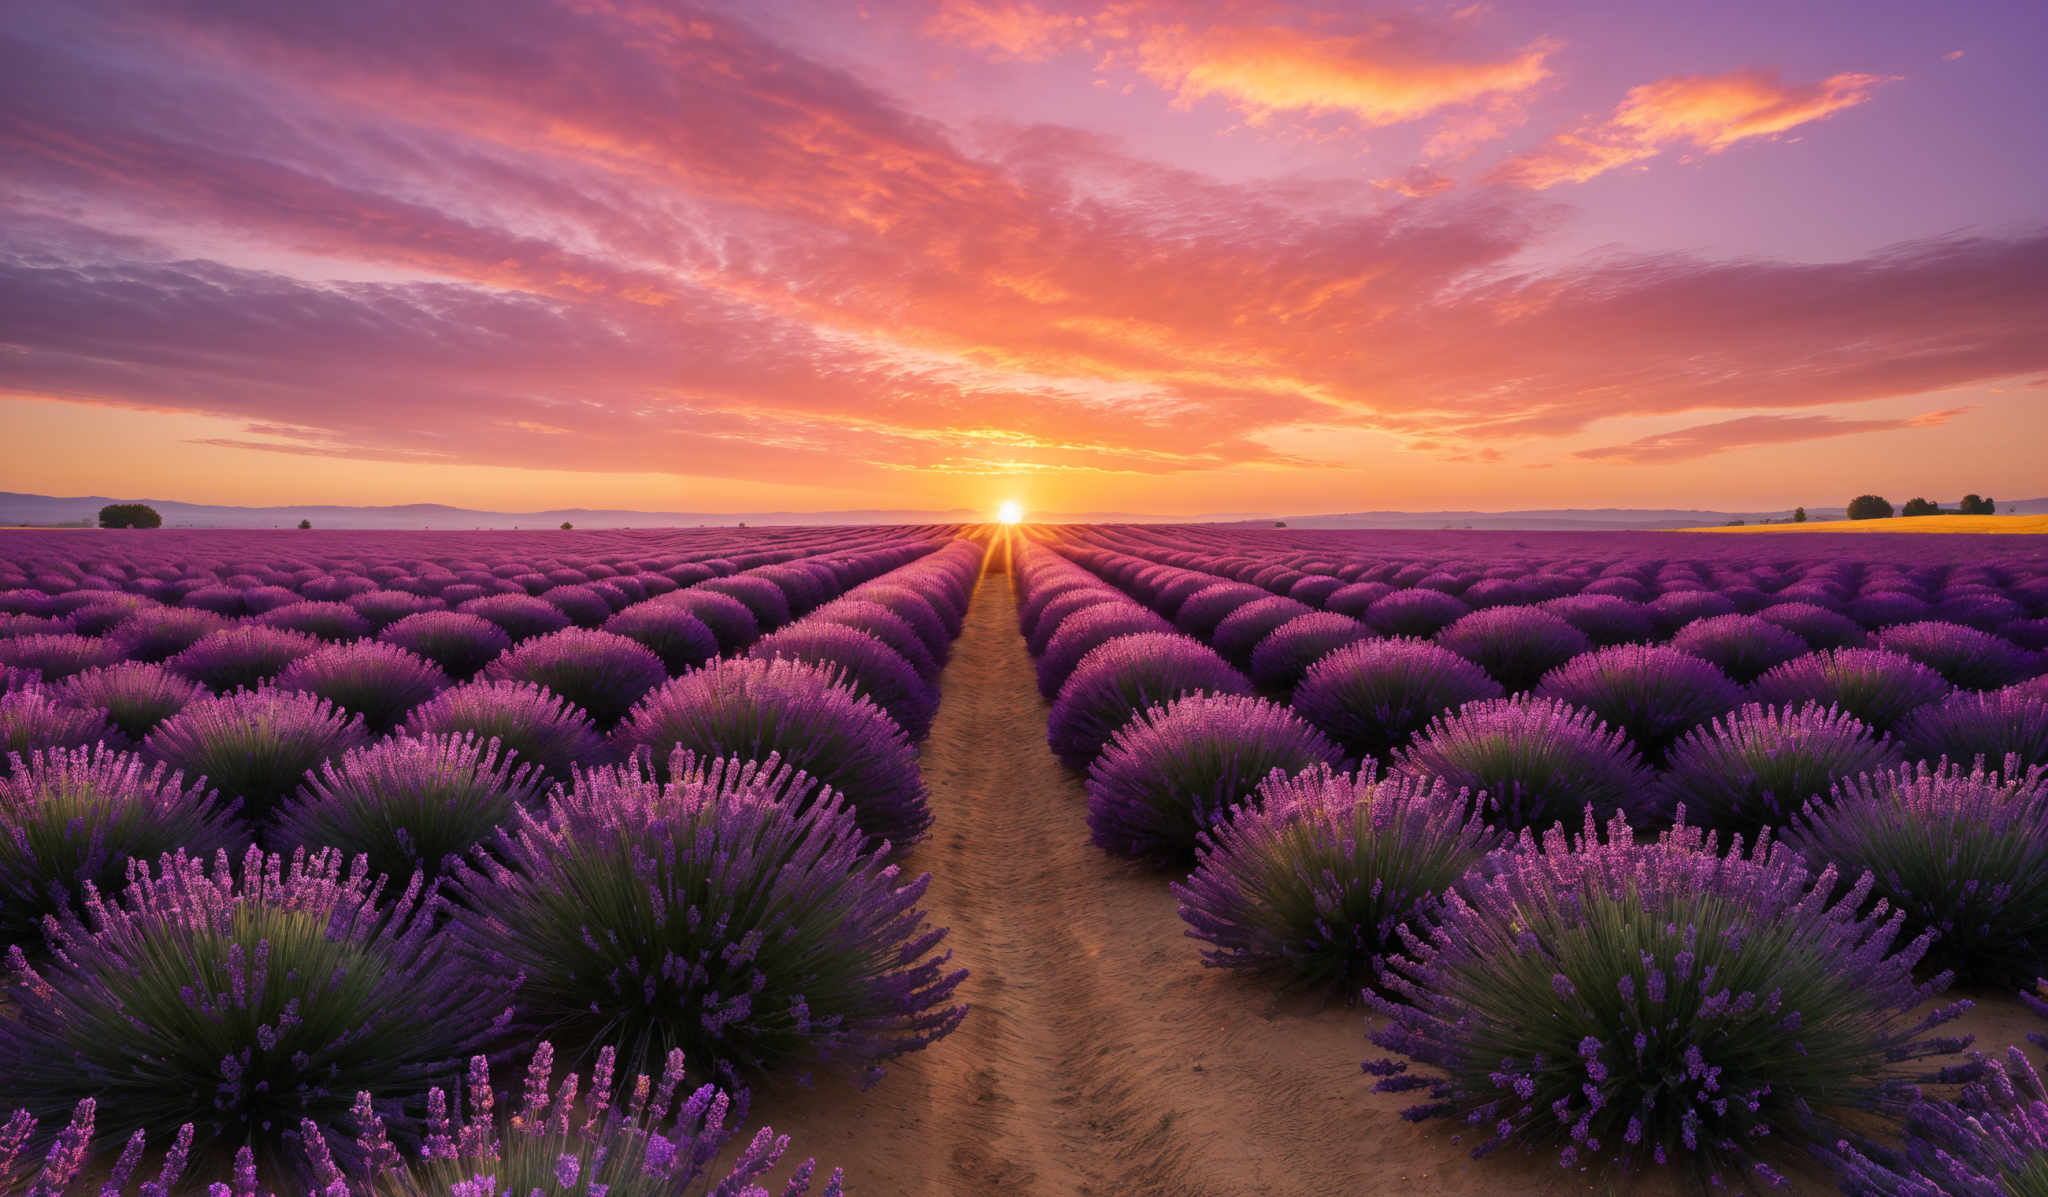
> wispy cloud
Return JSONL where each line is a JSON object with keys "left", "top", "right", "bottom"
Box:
{"left": 1573, "top": 407, "right": 1974, "bottom": 464}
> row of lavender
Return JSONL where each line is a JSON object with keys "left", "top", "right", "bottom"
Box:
{"left": 0, "top": 528, "right": 986, "bottom": 1194}
{"left": 1012, "top": 529, "right": 2048, "bottom": 1193}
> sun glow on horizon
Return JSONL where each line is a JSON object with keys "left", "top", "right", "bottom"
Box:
{"left": 997, "top": 500, "right": 1025, "bottom": 525}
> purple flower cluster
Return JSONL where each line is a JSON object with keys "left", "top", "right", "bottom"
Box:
{"left": 142, "top": 687, "right": 367, "bottom": 823}
{"left": 451, "top": 754, "right": 965, "bottom": 1087}
{"left": 1655, "top": 702, "right": 1900, "bottom": 834}
{"left": 1045, "top": 632, "right": 1250, "bottom": 772}
{"left": 1393, "top": 696, "right": 1654, "bottom": 831}
{"left": 1366, "top": 814, "right": 1976, "bottom": 1185}
{"left": 1291, "top": 637, "right": 1503, "bottom": 763}
{"left": 1831, "top": 1046, "right": 2048, "bottom": 1197}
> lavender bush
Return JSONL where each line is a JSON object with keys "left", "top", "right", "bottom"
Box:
{"left": 484, "top": 628, "right": 670, "bottom": 729}
{"left": 451, "top": 754, "right": 965, "bottom": 1087}
{"left": 603, "top": 603, "right": 720, "bottom": 675}
{"left": 1654, "top": 702, "right": 1899, "bottom": 835}
{"left": 1247, "top": 612, "right": 1373, "bottom": 695}
{"left": 1290, "top": 637, "right": 1504, "bottom": 763}
{"left": 274, "top": 640, "right": 452, "bottom": 732}
{"left": 1668, "top": 613, "right": 1811, "bottom": 684}
{"left": 1366, "top": 814, "right": 1976, "bottom": 1185}
{"left": 272, "top": 733, "right": 548, "bottom": 884}
{"left": 1789, "top": 761, "right": 2048, "bottom": 986}
{"left": 749, "top": 622, "right": 936, "bottom": 742}
{"left": 403, "top": 679, "right": 609, "bottom": 782}
{"left": 0, "top": 690, "right": 118, "bottom": 771}
{"left": 0, "top": 846, "right": 515, "bottom": 1179}
{"left": 0, "top": 633, "right": 125, "bottom": 682}
{"left": 613, "top": 657, "right": 931, "bottom": 846}
{"left": 1086, "top": 693, "right": 1342, "bottom": 866}
{"left": 1045, "top": 632, "right": 1250, "bottom": 772}
{"left": 167, "top": 625, "right": 324, "bottom": 692}
{"left": 143, "top": 687, "right": 367, "bottom": 823}
{"left": 0, "top": 745, "right": 244, "bottom": 952}
{"left": 1174, "top": 768, "right": 1496, "bottom": 992}
{"left": 1878, "top": 621, "right": 2041, "bottom": 691}
{"left": 1534, "top": 643, "right": 1742, "bottom": 761}
{"left": 1036, "top": 602, "right": 1174, "bottom": 700}
{"left": 1830, "top": 1045, "right": 2048, "bottom": 1197}
{"left": 1750, "top": 648, "right": 1954, "bottom": 732}
{"left": 377, "top": 610, "right": 515, "bottom": 680}
{"left": 1897, "top": 687, "right": 2048, "bottom": 771}
{"left": 1435, "top": 607, "right": 1591, "bottom": 693}
{"left": 1393, "top": 696, "right": 1654, "bottom": 831}
{"left": 53, "top": 661, "right": 200, "bottom": 740}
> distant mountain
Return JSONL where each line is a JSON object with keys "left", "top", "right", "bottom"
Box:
{"left": 5, "top": 492, "right": 2044, "bottom": 531}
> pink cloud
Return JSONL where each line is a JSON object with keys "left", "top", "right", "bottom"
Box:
{"left": 1497, "top": 68, "right": 1891, "bottom": 188}
{"left": 1573, "top": 407, "right": 1975, "bottom": 464}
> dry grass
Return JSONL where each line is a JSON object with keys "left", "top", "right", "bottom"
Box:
{"left": 1694, "top": 515, "right": 2048, "bottom": 534}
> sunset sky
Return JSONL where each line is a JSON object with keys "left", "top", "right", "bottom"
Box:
{"left": 2, "top": 0, "right": 2043, "bottom": 516}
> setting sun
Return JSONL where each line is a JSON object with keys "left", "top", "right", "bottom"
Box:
{"left": 996, "top": 500, "right": 1025, "bottom": 525}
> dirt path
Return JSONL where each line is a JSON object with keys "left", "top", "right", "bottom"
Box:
{"left": 755, "top": 540, "right": 2045, "bottom": 1195}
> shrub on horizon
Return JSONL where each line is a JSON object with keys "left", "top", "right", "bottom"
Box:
{"left": 1848, "top": 494, "right": 1895, "bottom": 520}
{"left": 1086, "top": 692, "right": 1341, "bottom": 867}
{"left": 1366, "top": 814, "right": 1975, "bottom": 1185}
{"left": 0, "top": 846, "right": 515, "bottom": 1182}
{"left": 1174, "top": 767, "right": 1496, "bottom": 993}
{"left": 1291, "top": 637, "right": 1504, "bottom": 764}
{"left": 450, "top": 754, "right": 965, "bottom": 1088}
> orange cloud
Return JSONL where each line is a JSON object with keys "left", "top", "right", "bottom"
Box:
{"left": 1573, "top": 407, "right": 1974, "bottom": 464}
{"left": 922, "top": 0, "right": 1087, "bottom": 61}
{"left": 1131, "top": 21, "right": 1555, "bottom": 128}
{"left": 1498, "top": 68, "right": 1890, "bottom": 188}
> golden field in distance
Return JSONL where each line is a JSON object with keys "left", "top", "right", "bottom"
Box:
{"left": 1696, "top": 514, "right": 2048, "bottom": 534}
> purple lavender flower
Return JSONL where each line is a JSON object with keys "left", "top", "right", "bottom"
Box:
{"left": 450, "top": 754, "right": 964, "bottom": 1087}
{"left": 377, "top": 611, "right": 514, "bottom": 681}
{"left": 1898, "top": 687, "right": 2048, "bottom": 772}
{"left": 613, "top": 657, "right": 930, "bottom": 846}
{"left": 1435, "top": 607, "right": 1592, "bottom": 693}
{"left": 1035, "top": 602, "right": 1174, "bottom": 700}
{"left": 1020, "top": 586, "right": 1119, "bottom": 654}
{"left": 272, "top": 733, "right": 548, "bottom": 884}
{"left": 0, "top": 845, "right": 515, "bottom": 1180}
{"left": 1, "top": 690, "right": 117, "bottom": 773}
{"left": 402, "top": 679, "right": 609, "bottom": 782}
{"left": 344, "top": 589, "right": 445, "bottom": 631}
{"left": 1174, "top": 767, "right": 1497, "bottom": 992}
{"left": 54, "top": 662, "right": 201, "bottom": 741}
{"left": 651, "top": 589, "right": 762, "bottom": 655}
{"left": 1393, "top": 696, "right": 1654, "bottom": 831}
{"left": 1789, "top": 761, "right": 2048, "bottom": 986}
{"left": 1172, "top": 582, "right": 1274, "bottom": 639}
{"left": 1210, "top": 596, "right": 1315, "bottom": 670}
{"left": 166, "top": 625, "right": 324, "bottom": 692}
{"left": 482, "top": 628, "right": 669, "bottom": 730}
{"left": 1655, "top": 702, "right": 1900, "bottom": 835}
{"left": 1645, "top": 588, "right": 1740, "bottom": 634}
{"left": 0, "top": 634, "right": 125, "bottom": 683}
{"left": 749, "top": 622, "right": 937, "bottom": 741}
{"left": 142, "top": 687, "right": 367, "bottom": 823}
{"left": 1368, "top": 813, "right": 1976, "bottom": 1184}
{"left": 1830, "top": 1045, "right": 2048, "bottom": 1197}
{"left": 807, "top": 597, "right": 941, "bottom": 682}
{"left": 1750, "top": 648, "right": 1953, "bottom": 732}
{"left": 250, "top": 601, "right": 374, "bottom": 643}
{"left": 1534, "top": 643, "right": 1742, "bottom": 761}
{"left": 1362, "top": 589, "right": 1472, "bottom": 639}
{"left": 603, "top": 603, "right": 720, "bottom": 675}
{"left": 1086, "top": 693, "right": 1342, "bottom": 866}
{"left": 697, "top": 575, "right": 793, "bottom": 632}
{"left": 456, "top": 593, "right": 574, "bottom": 642}
{"left": 1247, "top": 612, "right": 1374, "bottom": 695}
{"left": 538, "top": 583, "right": 616, "bottom": 628}
{"left": 1046, "top": 632, "right": 1251, "bottom": 772}
{"left": 1755, "top": 601, "right": 1869, "bottom": 651}
{"left": 1324, "top": 581, "right": 1394, "bottom": 619}
{"left": 0, "top": 745, "right": 245, "bottom": 951}
{"left": 1877, "top": 620, "right": 2042, "bottom": 691}
{"left": 274, "top": 640, "right": 452, "bottom": 732}
{"left": 1290, "top": 637, "right": 1504, "bottom": 764}
{"left": 1667, "top": 613, "right": 1811, "bottom": 684}
{"left": 850, "top": 582, "right": 955, "bottom": 654}
{"left": 1538, "top": 594, "right": 1657, "bottom": 646}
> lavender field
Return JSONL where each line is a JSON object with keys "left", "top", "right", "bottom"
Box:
{"left": 3, "top": 524, "right": 2047, "bottom": 1195}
